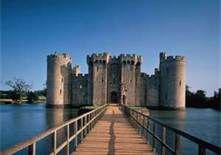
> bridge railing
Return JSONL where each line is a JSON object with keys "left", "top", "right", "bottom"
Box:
{"left": 1, "top": 104, "right": 107, "bottom": 155}
{"left": 120, "top": 104, "right": 221, "bottom": 155}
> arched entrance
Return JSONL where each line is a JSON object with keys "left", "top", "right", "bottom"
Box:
{"left": 111, "top": 91, "right": 118, "bottom": 103}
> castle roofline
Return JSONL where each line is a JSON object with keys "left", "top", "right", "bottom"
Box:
{"left": 160, "top": 52, "right": 186, "bottom": 62}
{"left": 47, "top": 52, "right": 71, "bottom": 60}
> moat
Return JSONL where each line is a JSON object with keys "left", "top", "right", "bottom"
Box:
{"left": 0, "top": 104, "right": 220, "bottom": 154}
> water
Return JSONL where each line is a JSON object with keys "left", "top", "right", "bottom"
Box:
{"left": 0, "top": 103, "right": 78, "bottom": 151}
{"left": 0, "top": 104, "right": 220, "bottom": 154}
{"left": 148, "top": 108, "right": 221, "bottom": 154}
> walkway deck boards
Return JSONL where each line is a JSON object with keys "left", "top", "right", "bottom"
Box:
{"left": 73, "top": 105, "right": 155, "bottom": 155}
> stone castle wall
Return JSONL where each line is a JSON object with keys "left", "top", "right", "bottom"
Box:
{"left": 146, "top": 69, "right": 160, "bottom": 107}
{"left": 137, "top": 73, "right": 147, "bottom": 106}
{"left": 46, "top": 52, "right": 186, "bottom": 109}
{"left": 72, "top": 74, "right": 88, "bottom": 107}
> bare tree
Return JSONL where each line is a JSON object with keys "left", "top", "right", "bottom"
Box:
{"left": 6, "top": 78, "right": 32, "bottom": 103}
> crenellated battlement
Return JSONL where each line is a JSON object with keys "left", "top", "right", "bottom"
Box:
{"left": 109, "top": 56, "right": 120, "bottom": 64}
{"left": 146, "top": 68, "right": 159, "bottom": 80}
{"left": 160, "top": 52, "right": 186, "bottom": 63}
{"left": 47, "top": 52, "right": 71, "bottom": 62}
{"left": 140, "top": 72, "right": 148, "bottom": 78}
{"left": 73, "top": 73, "right": 88, "bottom": 79}
{"left": 87, "top": 52, "right": 111, "bottom": 64}
{"left": 119, "top": 54, "right": 142, "bottom": 64}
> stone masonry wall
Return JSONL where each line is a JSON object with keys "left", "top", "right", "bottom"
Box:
{"left": 72, "top": 74, "right": 88, "bottom": 107}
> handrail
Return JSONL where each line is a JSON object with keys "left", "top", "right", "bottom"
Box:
{"left": 120, "top": 104, "right": 221, "bottom": 155}
{"left": 1, "top": 104, "right": 107, "bottom": 155}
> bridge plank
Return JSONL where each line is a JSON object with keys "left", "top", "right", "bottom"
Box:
{"left": 72, "top": 105, "right": 155, "bottom": 155}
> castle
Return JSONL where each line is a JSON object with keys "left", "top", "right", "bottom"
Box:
{"left": 47, "top": 52, "right": 186, "bottom": 109}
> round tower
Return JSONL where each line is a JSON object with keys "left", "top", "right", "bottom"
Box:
{"left": 159, "top": 52, "right": 186, "bottom": 109}
{"left": 47, "top": 53, "right": 72, "bottom": 108}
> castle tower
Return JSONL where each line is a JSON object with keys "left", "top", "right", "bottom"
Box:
{"left": 87, "top": 53, "right": 110, "bottom": 106}
{"left": 159, "top": 52, "right": 186, "bottom": 109}
{"left": 119, "top": 54, "right": 142, "bottom": 106}
{"left": 47, "top": 53, "right": 72, "bottom": 108}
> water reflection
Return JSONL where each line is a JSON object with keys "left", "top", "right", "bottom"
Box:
{"left": 0, "top": 104, "right": 78, "bottom": 153}
{"left": 46, "top": 108, "right": 78, "bottom": 127}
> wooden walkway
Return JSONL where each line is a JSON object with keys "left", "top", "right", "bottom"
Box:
{"left": 73, "top": 104, "right": 155, "bottom": 155}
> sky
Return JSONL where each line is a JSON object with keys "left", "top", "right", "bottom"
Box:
{"left": 1, "top": 0, "right": 220, "bottom": 96}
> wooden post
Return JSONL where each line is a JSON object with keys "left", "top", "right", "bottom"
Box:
{"left": 175, "top": 134, "right": 181, "bottom": 155}
{"left": 28, "top": 143, "right": 36, "bottom": 155}
{"left": 89, "top": 113, "right": 92, "bottom": 130}
{"left": 162, "top": 127, "right": 166, "bottom": 155}
{"left": 152, "top": 122, "right": 156, "bottom": 151}
{"left": 81, "top": 118, "right": 83, "bottom": 141}
{"left": 67, "top": 125, "right": 70, "bottom": 155}
{"left": 53, "top": 131, "right": 57, "bottom": 154}
{"left": 86, "top": 115, "right": 89, "bottom": 133}
{"left": 74, "top": 122, "right": 78, "bottom": 150}
{"left": 84, "top": 116, "right": 87, "bottom": 136}
{"left": 198, "top": 145, "right": 206, "bottom": 155}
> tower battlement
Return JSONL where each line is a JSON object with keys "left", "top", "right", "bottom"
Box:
{"left": 119, "top": 54, "right": 142, "bottom": 64}
{"left": 160, "top": 52, "right": 186, "bottom": 63}
{"left": 87, "top": 52, "right": 110, "bottom": 64}
{"left": 47, "top": 52, "right": 71, "bottom": 62}
{"left": 109, "top": 56, "right": 120, "bottom": 64}
{"left": 73, "top": 73, "right": 88, "bottom": 78}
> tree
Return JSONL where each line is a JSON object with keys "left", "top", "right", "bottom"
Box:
{"left": 27, "top": 91, "right": 39, "bottom": 103}
{"left": 5, "top": 78, "right": 31, "bottom": 103}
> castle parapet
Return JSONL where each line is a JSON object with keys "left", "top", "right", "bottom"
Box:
{"left": 73, "top": 73, "right": 88, "bottom": 79}
{"left": 109, "top": 56, "right": 120, "bottom": 64}
{"left": 47, "top": 52, "right": 71, "bottom": 62}
{"left": 160, "top": 52, "right": 186, "bottom": 63}
{"left": 119, "top": 54, "right": 142, "bottom": 65}
{"left": 87, "top": 52, "right": 111, "bottom": 64}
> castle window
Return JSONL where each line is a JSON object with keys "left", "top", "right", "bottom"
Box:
{"left": 61, "top": 78, "right": 63, "bottom": 82}
{"left": 102, "top": 78, "right": 104, "bottom": 83}
{"left": 97, "top": 66, "right": 99, "bottom": 72}
{"left": 60, "top": 89, "right": 62, "bottom": 94}
{"left": 130, "top": 79, "right": 132, "bottom": 83}
{"left": 179, "top": 80, "right": 182, "bottom": 86}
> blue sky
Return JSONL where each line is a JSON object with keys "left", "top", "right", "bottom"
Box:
{"left": 1, "top": 0, "right": 220, "bottom": 96}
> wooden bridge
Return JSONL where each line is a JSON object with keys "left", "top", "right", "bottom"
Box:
{"left": 1, "top": 104, "right": 221, "bottom": 155}
{"left": 74, "top": 105, "right": 154, "bottom": 155}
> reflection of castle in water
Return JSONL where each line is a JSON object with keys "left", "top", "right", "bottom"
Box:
{"left": 46, "top": 52, "right": 186, "bottom": 109}
{"left": 46, "top": 109, "right": 78, "bottom": 127}
{"left": 149, "top": 110, "right": 186, "bottom": 128}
